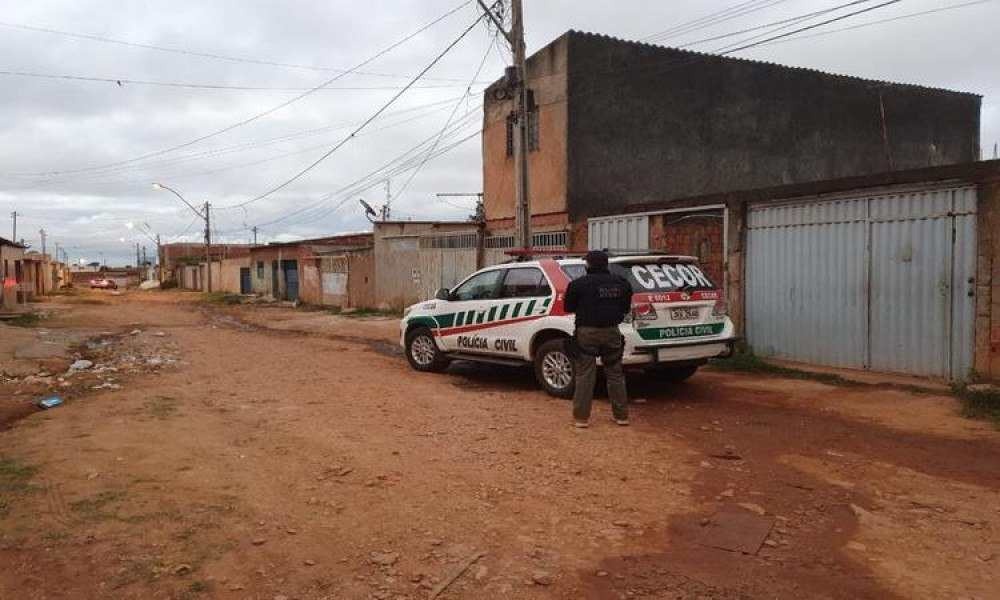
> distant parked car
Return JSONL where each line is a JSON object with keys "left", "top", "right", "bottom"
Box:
{"left": 89, "top": 278, "right": 118, "bottom": 290}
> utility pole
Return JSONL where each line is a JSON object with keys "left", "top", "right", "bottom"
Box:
{"left": 39, "top": 229, "right": 47, "bottom": 256}
{"left": 479, "top": 0, "right": 531, "bottom": 248}
{"left": 251, "top": 226, "right": 258, "bottom": 246}
{"left": 10, "top": 211, "right": 17, "bottom": 242}
{"left": 152, "top": 182, "right": 211, "bottom": 291}
{"left": 383, "top": 180, "right": 392, "bottom": 221}
{"left": 204, "top": 201, "right": 212, "bottom": 293}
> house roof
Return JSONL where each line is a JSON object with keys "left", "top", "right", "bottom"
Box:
{"left": 258, "top": 233, "right": 374, "bottom": 249}
{"left": 499, "top": 30, "right": 979, "bottom": 99}
{"left": 0, "top": 236, "right": 25, "bottom": 248}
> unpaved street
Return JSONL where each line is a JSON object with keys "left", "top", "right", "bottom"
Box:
{"left": 2, "top": 291, "right": 999, "bottom": 599}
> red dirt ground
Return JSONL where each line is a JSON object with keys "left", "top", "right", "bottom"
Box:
{"left": 1, "top": 290, "right": 997, "bottom": 599}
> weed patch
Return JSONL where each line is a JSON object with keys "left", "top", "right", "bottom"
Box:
{"left": 4, "top": 313, "right": 42, "bottom": 327}
{"left": 710, "top": 351, "right": 854, "bottom": 387}
{"left": 954, "top": 384, "right": 1000, "bottom": 427}
{"left": 69, "top": 489, "right": 127, "bottom": 521}
{"left": 0, "top": 457, "right": 39, "bottom": 517}
{"left": 335, "top": 307, "right": 402, "bottom": 319}
{"left": 202, "top": 292, "right": 242, "bottom": 305}
{"left": 145, "top": 396, "right": 179, "bottom": 419}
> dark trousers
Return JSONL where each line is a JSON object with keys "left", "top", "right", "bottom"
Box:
{"left": 572, "top": 326, "right": 629, "bottom": 422}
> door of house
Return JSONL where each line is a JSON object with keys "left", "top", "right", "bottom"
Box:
{"left": 239, "top": 268, "right": 251, "bottom": 294}
{"left": 745, "top": 186, "right": 977, "bottom": 380}
{"left": 281, "top": 260, "right": 299, "bottom": 302}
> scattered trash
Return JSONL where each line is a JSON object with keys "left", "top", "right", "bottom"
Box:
{"left": 129, "top": 329, "right": 142, "bottom": 336}
{"left": 37, "top": 396, "right": 64, "bottom": 409}
{"left": 70, "top": 359, "right": 94, "bottom": 371}
{"left": 139, "top": 280, "right": 161, "bottom": 290}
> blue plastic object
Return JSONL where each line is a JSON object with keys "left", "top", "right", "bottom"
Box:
{"left": 37, "top": 396, "right": 63, "bottom": 409}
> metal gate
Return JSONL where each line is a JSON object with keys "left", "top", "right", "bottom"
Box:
{"left": 745, "top": 186, "right": 977, "bottom": 380}
{"left": 281, "top": 260, "right": 299, "bottom": 301}
{"left": 588, "top": 215, "right": 649, "bottom": 250}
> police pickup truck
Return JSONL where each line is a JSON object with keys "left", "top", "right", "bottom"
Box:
{"left": 400, "top": 253, "right": 737, "bottom": 397}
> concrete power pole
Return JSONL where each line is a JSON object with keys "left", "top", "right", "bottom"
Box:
{"left": 510, "top": 0, "right": 530, "bottom": 249}
{"left": 252, "top": 226, "right": 258, "bottom": 246}
{"left": 204, "top": 201, "right": 212, "bottom": 293}
{"left": 10, "top": 211, "right": 17, "bottom": 242}
{"left": 39, "top": 229, "right": 46, "bottom": 256}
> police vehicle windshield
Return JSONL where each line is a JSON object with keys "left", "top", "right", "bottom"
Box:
{"left": 561, "top": 261, "right": 716, "bottom": 292}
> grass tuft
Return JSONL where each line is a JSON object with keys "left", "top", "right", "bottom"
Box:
{"left": 145, "top": 396, "right": 180, "bottom": 419}
{"left": 953, "top": 383, "right": 1000, "bottom": 427}
{"left": 5, "top": 313, "right": 42, "bottom": 327}
{"left": 335, "top": 307, "right": 402, "bottom": 319}
{"left": 201, "top": 292, "right": 243, "bottom": 305}
{"left": 0, "top": 457, "right": 40, "bottom": 517}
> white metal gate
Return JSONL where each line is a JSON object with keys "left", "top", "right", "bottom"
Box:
{"left": 588, "top": 215, "right": 649, "bottom": 250}
{"left": 746, "top": 186, "right": 977, "bottom": 379}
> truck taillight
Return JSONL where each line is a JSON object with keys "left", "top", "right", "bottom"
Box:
{"left": 632, "top": 302, "right": 658, "bottom": 321}
{"left": 713, "top": 298, "right": 729, "bottom": 317}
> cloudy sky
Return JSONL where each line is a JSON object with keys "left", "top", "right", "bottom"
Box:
{"left": 1, "top": 0, "right": 997, "bottom": 265}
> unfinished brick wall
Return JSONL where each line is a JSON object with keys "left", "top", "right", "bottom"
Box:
{"left": 975, "top": 180, "right": 1000, "bottom": 380}
{"left": 649, "top": 214, "right": 725, "bottom": 285}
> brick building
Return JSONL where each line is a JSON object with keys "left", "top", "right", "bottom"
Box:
{"left": 592, "top": 159, "right": 1000, "bottom": 383}
{"left": 246, "top": 233, "right": 374, "bottom": 306}
{"left": 482, "top": 30, "right": 981, "bottom": 253}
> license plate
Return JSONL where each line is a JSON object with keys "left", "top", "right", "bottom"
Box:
{"left": 670, "top": 307, "right": 700, "bottom": 321}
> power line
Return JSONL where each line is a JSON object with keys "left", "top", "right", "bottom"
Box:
{"left": 0, "top": 69, "right": 485, "bottom": 92}
{"left": 8, "top": 95, "right": 468, "bottom": 185}
{"left": 754, "top": 0, "right": 995, "bottom": 47}
{"left": 390, "top": 35, "right": 495, "bottom": 206}
{"left": 233, "top": 109, "right": 482, "bottom": 232}
{"left": 227, "top": 11, "right": 488, "bottom": 210}
{"left": 712, "top": 0, "right": 904, "bottom": 54}
{"left": 537, "top": 0, "right": 909, "bottom": 109}
{"left": 676, "top": 0, "right": 877, "bottom": 48}
{"left": 9, "top": 0, "right": 473, "bottom": 178}
{"left": 643, "top": 0, "right": 794, "bottom": 43}
{"left": 240, "top": 109, "right": 482, "bottom": 230}
{"left": 0, "top": 16, "right": 488, "bottom": 84}
{"left": 19, "top": 97, "right": 469, "bottom": 191}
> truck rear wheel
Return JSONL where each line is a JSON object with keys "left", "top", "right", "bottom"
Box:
{"left": 405, "top": 327, "right": 450, "bottom": 373}
{"left": 534, "top": 339, "right": 575, "bottom": 398}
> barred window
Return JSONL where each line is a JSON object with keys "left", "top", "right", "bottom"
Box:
{"left": 485, "top": 231, "right": 567, "bottom": 249}
{"left": 419, "top": 233, "right": 478, "bottom": 249}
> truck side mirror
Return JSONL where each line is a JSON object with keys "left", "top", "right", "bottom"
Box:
{"left": 434, "top": 288, "right": 450, "bottom": 301}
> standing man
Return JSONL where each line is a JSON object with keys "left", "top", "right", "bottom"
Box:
{"left": 564, "top": 250, "right": 633, "bottom": 428}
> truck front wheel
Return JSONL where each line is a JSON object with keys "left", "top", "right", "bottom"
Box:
{"left": 405, "top": 327, "right": 450, "bottom": 373}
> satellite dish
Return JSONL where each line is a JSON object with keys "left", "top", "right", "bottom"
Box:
{"left": 359, "top": 198, "right": 378, "bottom": 222}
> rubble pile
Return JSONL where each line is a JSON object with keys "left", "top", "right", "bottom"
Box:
{"left": 1, "top": 328, "right": 182, "bottom": 402}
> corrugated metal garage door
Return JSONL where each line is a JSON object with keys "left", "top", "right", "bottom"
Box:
{"left": 746, "top": 186, "right": 977, "bottom": 379}
{"left": 588, "top": 215, "right": 649, "bottom": 250}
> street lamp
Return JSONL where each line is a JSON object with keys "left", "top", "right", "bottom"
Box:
{"left": 153, "top": 182, "right": 212, "bottom": 292}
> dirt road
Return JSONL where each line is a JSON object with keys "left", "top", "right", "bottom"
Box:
{"left": 1, "top": 291, "right": 998, "bottom": 599}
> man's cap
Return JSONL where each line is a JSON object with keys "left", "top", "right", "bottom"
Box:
{"left": 585, "top": 249, "right": 609, "bottom": 267}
